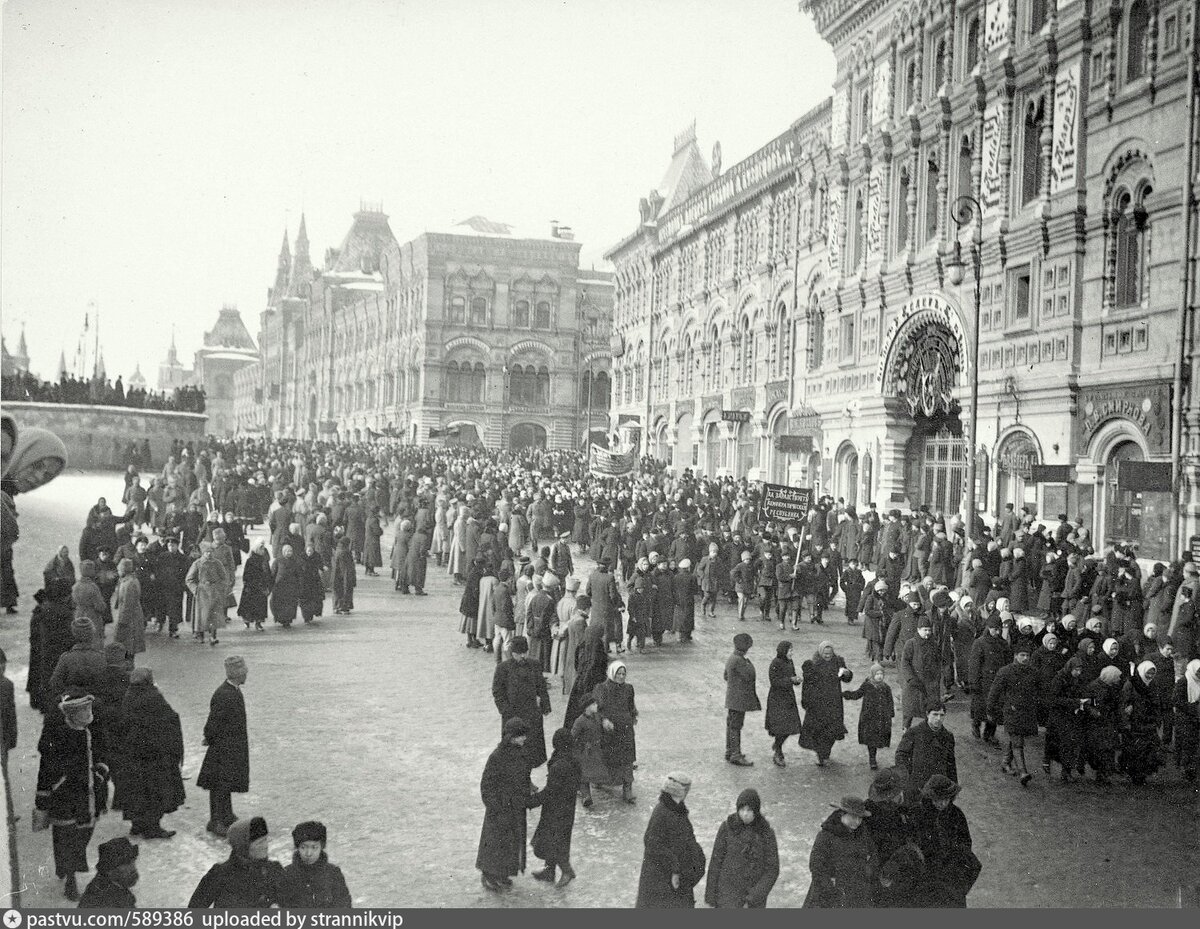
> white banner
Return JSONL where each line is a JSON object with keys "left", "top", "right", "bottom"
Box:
{"left": 588, "top": 444, "right": 636, "bottom": 478}
{"left": 980, "top": 101, "right": 1003, "bottom": 217}
{"left": 1051, "top": 59, "right": 1081, "bottom": 194}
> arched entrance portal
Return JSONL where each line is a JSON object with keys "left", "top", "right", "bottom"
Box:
{"left": 510, "top": 423, "right": 547, "bottom": 449}
{"left": 996, "top": 431, "right": 1040, "bottom": 512}
{"left": 769, "top": 410, "right": 789, "bottom": 484}
{"left": 1104, "top": 440, "right": 1144, "bottom": 545}
{"left": 836, "top": 443, "right": 859, "bottom": 508}
{"left": 910, "top": 421, "right": 965, "bottom": 514}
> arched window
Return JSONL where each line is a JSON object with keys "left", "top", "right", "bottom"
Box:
{"left": 1126, "top": 1, "right": 1150, "bottom": 82}
{"left": 658, "top": 341, "right": 671, "bottom": 395}
{"left": 957, "top": 133, "right": 974, "bottom": 202}
{"left": 1021, "top": 97, "right": 1045, "bottom": 206}
{"left": 1115, "top": 188, "right": 1150, "bottom": 307}
{"left": 535, "top": 301, "right": 552, "bottom": 329}
{"left": 852, "top": 190, "right": 865, "bottom": 267}
{"left": 449, "top": 296, "right": 465, "bottom": 324}
{"left": 595, "top": 371, "right": 611, "bottom": 409}
{"left": 807, "top": 298, "right": 824, "bottom": 371}
{"left": 903, "top": 59, "right": 916, "bottom": 110}
{"left": 710, "top": 326, "right": 723, "bottom": 390}
{"left": 740, "top": 316, "right": 753, "bottom": 384}
{"left": 1105, "top": 440, "right": 1144, "bottom": 544}
{"left": 859, "top": 90, "right": 871, "bottom": 136}
{"left": 896, "top": 167, "right": 911, "bottom": 253}
{"left": 1029, "top": 0, "right": 1047, "bottom": 37}
{"left": 445, "top": 361, "right": 460, "bottom": 401}
{"left": 537, "top": 365, "right": 550, "bottom": 404}
{"left": 965, "top": 15, "right": 980, "bottom": 72}
{"left": 932, "top": 37, "right": 946, "bottom": 91}
{"left": 398, "top": 370, "right": 407, "bottom": 403}
{"left": 776, "top": 302, "right": 791, "bottom": 377}
{"left": 924, "top": 157, "right": 940, "bottom": 241}
{"left": 683, "top": 336, "right": 695, "bottom": 397}
{"left": 469, "top": 296, "right": 487, "bottom": 327}
{"left": 633, "top": 346, "right": 645, "bottom": 401}
{"left": 513, "top": 299, "right": 530, "bottom": 328}
{"left": 581, "top": 371, "right": 593, "bottom": 408}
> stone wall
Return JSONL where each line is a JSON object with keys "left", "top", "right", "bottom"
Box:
{"left": 3, "top": 402, "right": 207, "bottom": 470}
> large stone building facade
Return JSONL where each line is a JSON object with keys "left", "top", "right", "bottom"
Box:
{"left": 241, "top": 210, "right": 613, "bottom": 449}
{"left": 608, "top": 0, "right": 1199, "bottom": 561}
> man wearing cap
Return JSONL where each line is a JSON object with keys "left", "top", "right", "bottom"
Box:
{"left": 79, "top": 837, "right": 139, "bottom": 908}
{"left": 986, "top": 643, "right": 1040, "bottom": 786}
{"left": 895, "top": 703, "right": 957, "bottom": 791}
{"left": 635, "top": 772, "right": 706, "bottom": 908}
{"left": 198, "top": 657, "right": 250, "bottom": 837}
{"left": 45, "top": 616, "right": 107, "bottom": 705}
{"left": 155, "top": 535, "right": 190, "bottom": 638}
{"left": 724, "top": 633, "right": 760, "bottom": 766}
{"left": 550, "top": 531, "right": 573, "bottom": 579}
{"left": 477, "top": 717, "right": 540, "bottom": 892}
{"left": 900, "top": 615, "right": 943, "bottom": 730}
{"left": 968, "top": 617, "right": 1012, "bottom": 744}
{"left": 492, "top": 637, "right": 551, "bottom": 768}
{"left": 883, "top": 591, "right": 922, "bottom": 665}
{"left": 551, "top": 576, "right": 580, "bottom": 678}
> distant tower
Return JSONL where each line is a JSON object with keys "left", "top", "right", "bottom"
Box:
{"left": 95, "top": 347, "right": 107, "bottom": 382}
{"left": 157, "top": 328, "right": 190, "bottom": 390}
{"left": 270, "top": 229, "right": 292, "bottom": 306}
{"left": 287, "top": 214, "right": 313, "bottom": 296}
{"left": 129, "top": 363, "right": 147, "bottom": 389}
{"left": 14, "top": 326, "right": 30, "bottom": 373}
{"left": 57, "top": 349, "right": 68, "bottom": 381}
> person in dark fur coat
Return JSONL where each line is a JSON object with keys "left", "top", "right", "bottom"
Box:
{"left": 800, "top": 641, "right": 852, "bottom": 765}
{"left": 704, "top": 788, "right": 779, "bottom": 908}
{"left": 237, "top": 541, "right": 272, "bottom": 630}
{"left": 492, "top": 636, "right": 551, "bottom": 768}
{"left": 530, "top": 728, "right": 582, "bottom": 888}
{"left": 803, "top": 796, "right": 878, "bottom": 908}
{"left": 765, "top": 641, "right": 802, "bottom": 767}
{"left": 477, "top": 717, "right": 541, "bottom": 892}
{"left": 913, "top": 776, "right": 980, "bottom": 907}
{"left": 280, "top": 821, "right": 353, "bottom": 908}
{"left": 120, "top": 669, "right": 184, "bottom": 839}
{"left": 842, "top": 663, "right": 895, "bottom": 769}
{"left": 635, "top": 773, "right": 706, "bottom": 908}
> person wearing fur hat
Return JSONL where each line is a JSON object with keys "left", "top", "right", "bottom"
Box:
{"left": 803, "top": 796, "right": 878, "bottom": 908}
{"left": 895, "top": 703, "right": 957, "bottom": 790}
{"left": 842, "top": 663, "right": 896, "bottom": 770}
{"left": 530, "top": 728, "right": 582, "bottom": 888}
{"left": 968, "top": 617, "right": 1011, "bottom": 744}
{"left": 198, "top": 657, "right": 250, "bottom": 837}
{"left": 189, "top": 815, "right": 285, "bottom": 907}
{"left": 635, "top": 773, "right": 706, "bottom": 908}
{"left": 120, "top": 668, "right": 184, "bottom": 839}
{"left": 186, "top": 541, "right": 229, "bottom": 644}
{"left": 724, "top": 634, "right": 760, "bottom": 767}
{"left": 477, "top": 717, "right": 541, "bottom": 892}
{"left": 900, "top": 616, "right": 942, "bottom": 730}
{"left": 704, "top": 788, "right": 779, "bottom": 908}
{"left": 34, "top": 689, "right": 110, "bottom": 901}
{"left": 986, "top": 644, "right": 1041, "bottom": 786}
{"left": 78, "top": 836, "right": 139, "bottom": 908}
{"left": 492, "top": 637, "right": 552, "bottom": 768}
{"left": 280, "top": 820, "right": 353, "bottom": 908}
{"left": 70, "top": 561, "right": 107, "bottom": 645}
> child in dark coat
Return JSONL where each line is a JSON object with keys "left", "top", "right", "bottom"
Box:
{"left": 842, "top": 663, "right": 895, "bottom": 770}
{"left": 280, "top": 821, "right": 352, "bottom": 908}
{"left": 531, "top": 728, "right": 583, "bottom": 887}
{"left": 841, "top": 560, "right": 865, "bottom": 623}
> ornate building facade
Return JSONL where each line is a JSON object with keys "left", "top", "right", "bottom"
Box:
{"left": 242, "top": 210, "right": 613, "bottom": 449}
{"left": 608, "top": 0, "right": 1199, "bottom": 560}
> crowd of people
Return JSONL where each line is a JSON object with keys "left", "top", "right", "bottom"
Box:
{"left": 3, "top": 426, "right": 1199, "bottom": 908}
{"left": 1, "top": 371, "right": 206, "bottom": 413}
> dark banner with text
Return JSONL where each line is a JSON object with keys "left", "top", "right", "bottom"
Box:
{"left": 758, "top": 483, "right": 813, "bottom": 525}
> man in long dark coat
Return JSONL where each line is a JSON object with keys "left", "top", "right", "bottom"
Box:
{"left": 635, "top": 772, "right": 706, "bottom": 908}
{"left": 585, "top": 560, "right": 623, "bottom": 650}
{"left": 198, "top": 656, "right": 249, "bottom": 837}
{"left": 491, "top": 637, "right": 551, "bottom": 768}
{"left": 477, "top": 717, "right": 541, "bottom": 892}
{"left": 120, "top": 668, "right": 185, "bottom": 838}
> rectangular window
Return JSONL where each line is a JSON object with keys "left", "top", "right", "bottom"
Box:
{"left": 839, "top": 316, "right": 856, "bottom": 363}
{"left": 1118, "top": 328, "right": 1133, "bottom": 353}
{"left": 1011, "top": 267, "right": 1032, "bottom": 325}
{"left": 1090, "top": 51, "right": 1105, "bottom": 87}
{"left": 1134, "top": 324, "right": 1149, "bottom": 349}
{"left": 1163, "top": 11, "right": 1180, "bottom": 53}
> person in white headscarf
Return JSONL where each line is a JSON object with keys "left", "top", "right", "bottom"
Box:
{"left": 1118, "top": 660, "right": 1163, "bottom": 785}
{"left": 1173, "top": 659, "right": 1200, "bottom": 781}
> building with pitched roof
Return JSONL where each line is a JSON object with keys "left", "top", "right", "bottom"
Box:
{"left": 243, "top": 207, "right": 613, "bottom": 449}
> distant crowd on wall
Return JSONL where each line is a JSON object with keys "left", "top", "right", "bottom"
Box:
{"left": 1, "top": 372, "right": 207, "bottom": 414}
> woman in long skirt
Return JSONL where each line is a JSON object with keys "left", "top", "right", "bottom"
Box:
{"left": 591, "top": 660, "right": 637, "bottom": 804}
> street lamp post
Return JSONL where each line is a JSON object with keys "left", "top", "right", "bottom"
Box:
{"left": 946, "top": 195, "right": 983, "bottom": 542}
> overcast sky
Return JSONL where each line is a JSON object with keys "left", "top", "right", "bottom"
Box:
{"left": 2, "top": 0, "right": 835, "bottom": 384}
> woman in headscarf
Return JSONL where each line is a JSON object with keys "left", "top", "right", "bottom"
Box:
{"left": 530, "top": 728, "right": 582, "bottom": 888}
{"left": 44, "top": 545, "right": 77, "bottom": 592}
{"left": 1083, "top": 664, "right": 1124, "bottom": 784}
{"left": 800, "top": 641, "right": 852, "bottom": 766}
{"left": 430, "top": 496, "right": 450, "bottom": 569}
{"left": 329, "top": 537, "right": 355, "bottom": 615}
{"left": 111, "top": 559, "right": 145, "bottom": 655}
{"left": 704, "top": 788, "right": 780, "bottom": 908}
{"left": 842, "top": 663, "right": 896, "bottom": 771}
{"left": 1047, "top": 657, "right": 1089, "bottom": 782}
{"left": 1174, "top": 659, "right": 1200, "bottom": 781}
{"left": 237, "top": 540, "right": 272, "bottom": 631}
{"left": 448, "top": 504, "right": 469, "bottom": 583}
{"left": 765, "top": 641, "right": 802, "bottom": 768}
{"left": 28, "top": 580, "right": 77, "bottom": 711}
{"left": 1119, "top": 660, "right": 1163, "bottom": 785}
{"left": 477, "top": 561, "right": 500, "bottom": 654}
{"left": 363, "top": 507, "right": 383, "bottom": 577}
{"left": 270, "top": 543, "right": 303, "bottom": 625}
{"left": 188, "top": 816, "right": 286, "bottom": 907}
{"left": 299, "top": 544, "right": 326, "bottom": 624}
{"left": 593, "top": 660, "right": 637, "bottom": 804}
{"left": 564, "top": 620, "right": 609, "bottom": 728}
{"left": 120, "top": 668, "right": 185, "bottom": 839}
